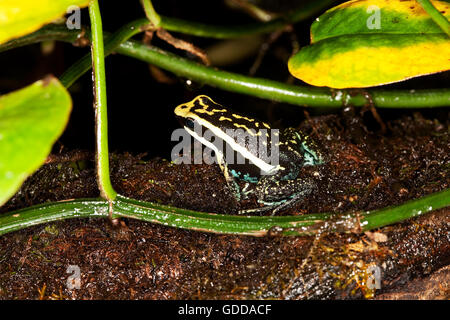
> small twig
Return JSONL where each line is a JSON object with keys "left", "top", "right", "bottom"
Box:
{"left": 143, "top": 30, "right": 154, "bottom": 45}
{"left": 226, "top": 0, "right": 275, "bottom": 22}
{"left": 361, "top": 90, "right": 387, "bottom": 134}
{"left": 249, "top": 29, "right": 283, "bottom": 75}
{"left": 148, "top": 65, "right": 177, "bottom": 84}
{"left": 303, "top": 109, "right": 321, "bottom": 137}
{"left": 282, "top": 232, "right": 322, "bottom": 299}
{"left": 156, "top": 28, "right": 210, "bottom": 66}
{"left": 141, "top": 0, "right": 209, "bottom": 66}
{"left": 249, "top": 25, "right": 297, "bottom": 76}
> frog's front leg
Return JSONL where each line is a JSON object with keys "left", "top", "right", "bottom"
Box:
{"left": 249, "top": 176, "right": 316, "bottom": 215}
{"left": 216, "top": 153, "right": 242, "bottom": 202}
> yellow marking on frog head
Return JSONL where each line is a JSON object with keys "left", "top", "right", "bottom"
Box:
{"left": 174, "top": 95, "right": 227, "bottom": 118}
{"left": 219, "top": 116, "right": 233, "bottom": 122}
{"left": 174, "top": 95, "right": 277, "bottom": 174}
{"left": 195, "top": 108, "right": 227, "bottom": 115}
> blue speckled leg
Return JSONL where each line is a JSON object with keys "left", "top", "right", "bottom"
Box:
{"left": 239, "top": 177, "right": 316, "bottom": 215}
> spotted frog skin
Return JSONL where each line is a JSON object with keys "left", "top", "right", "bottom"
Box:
{"left": 174, "top": 95, "right": 324, "bottom": 214}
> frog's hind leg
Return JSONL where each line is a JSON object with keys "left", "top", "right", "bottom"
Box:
{"left": 240, "top": 182, "right": 255, "bottom": 199}
{"left": 239, "top": 188, "right": 312, "bottom": 215}
{"left": 268, "top": 188, "right": 312, "bottom": 216}
{"left": 252, "top": 177, "right": 316, "bottom": 215}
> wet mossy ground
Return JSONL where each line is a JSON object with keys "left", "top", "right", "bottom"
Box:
{"left": 0, "top": 110, "right": 449, "bottom": 299}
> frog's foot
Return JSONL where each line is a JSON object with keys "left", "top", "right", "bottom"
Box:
{"left": 268, "top": 189, "right": 312, "bottom": 216}
{"left": 238, "top": 199, "right": 285, "bottom": 215}
{"left": 238, "top": 192, "right": 311, "bottom": 214}
{"left": 240, "top": 182, "right": 255, "bottom": 200}
{"left": 251, "top": 177, "right": 316, "bottom": 215}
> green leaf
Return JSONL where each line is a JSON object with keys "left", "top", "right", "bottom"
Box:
{"left": 0, "top": 0, "right": 90, "bottom": 45}
{"left": 288, "top": 0, "right": 450, "bottom": 88}
{"left": 311, "top": 0, "right": 450, "bottom": 43}
{"left": 0, "top": 77, "right": 72, "bottom": 206}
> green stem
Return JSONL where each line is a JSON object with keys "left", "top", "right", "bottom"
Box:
{"left": 89, "top": 0, "right": 117, "bottom": 201}
{"left": 357, "top": 187, "right": 450, "bottom": 230}
{"left": 2, "top": 23, "right": 450, "bottom": 108}
{"left": 60, "top": 19, "right": 150, "bottom": 88}
{"left": 0, "top": 188, "right": 448, "bottom": 237}
{"left": 417, "top": 0, "right": 450, "bottom": 36}
{"left": 0, "top": 199, "right": 110, "bottom": 236}
{"left": 117, "top": 39, "right": 450, "bottom": 108}
{"left": 157, "top": 0, "right": 337, "bottom": 39}
{"left": 141, "top": 0, "right": 161, "bottom": 27}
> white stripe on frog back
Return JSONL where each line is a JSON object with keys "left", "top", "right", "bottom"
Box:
{"left": 185, "top": 116, "right": 278, "bottom": 175}
{"left": 184, "top": 126, "right": 226, "bottom": 169}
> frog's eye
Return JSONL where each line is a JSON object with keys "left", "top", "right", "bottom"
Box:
{"left": 185, "top": 117, "right": 196, "bottom": 130}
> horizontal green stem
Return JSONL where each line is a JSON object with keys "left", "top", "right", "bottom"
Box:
{"left": 2, "top": 23, "right": 449, "bottom": 108}
{"left": 113, "top": 195, "right": 335, "bottom": 236}
{"left": 157, "top": 0, "right": 337, "bottom": 39}
{"left": 0, "top": 188, "right": 449, "bottom": 237}
{"left": 0, "top": 199, "right": 110, "bottom": 236}
{"left": 117, "top": 39, "right": 450, "bottom": 108}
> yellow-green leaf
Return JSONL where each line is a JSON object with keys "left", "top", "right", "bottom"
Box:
{"left": 311, "top": 0, "right": 450, "bottom": 43}
{"left": 288, "top": 0, "right": 450, "bottom": 88}
{"left": 0, "top": 0, "right": 89, "bottom": 45}
{"left": 0, "top": 77, "right": 72, "bottom": 206}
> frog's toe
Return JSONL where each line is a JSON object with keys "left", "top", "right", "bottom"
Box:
{"left": 255, "top": 178, "right": 316, "bottom": 215}
{"left": 238, "top": 203, "right": 279, "bottom": 215}
{"left": 268, "top": 190, "right": 311, "bottom": 216}
{"left": 255, "top": 178, "right": 315, "bottom": 203}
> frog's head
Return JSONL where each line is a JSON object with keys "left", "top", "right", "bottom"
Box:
{"left": 175, "top": 95, "right": 278, "bottom": 175}
{"left": 175, "top": 95, "right": 273, "bottom": 134}
{"left": 174, "top": 95, "right": 229, "bottom": 135}
{"left": 174, "top": 95, "right": 237, "bottom": 167}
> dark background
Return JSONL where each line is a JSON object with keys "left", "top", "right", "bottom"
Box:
{"left": 0, "top": 0, "right": 448, "bottom": 159}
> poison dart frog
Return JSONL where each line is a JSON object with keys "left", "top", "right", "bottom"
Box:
{"left": 174, "top": 95, "right": 324, "bottom": 214}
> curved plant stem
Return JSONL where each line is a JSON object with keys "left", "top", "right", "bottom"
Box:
{"left": 0, "top": 199, "right": 110, "bottom": 236}
{"left": 60, "top": 19, "right": 150, "bottom": 88}
{"left": 355, "top": 187, "right": 450, "bottom": 230}
{"left": 2, "top": 23, "right": 450, "bottom": 108}
{"left": 117, "top": 39, "right": 450, "bottom": 108}
{"left": 417, "top": 0, "right": 450, "bottom": 36}
{"left": 89, "top": 0, "right": 117, "bottom": 201}
{"left": 0, "top": 189, "right": 449, "bottom": 237}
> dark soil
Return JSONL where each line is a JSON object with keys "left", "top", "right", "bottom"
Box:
{"left": 0, "top": 110, "right": 449, "bottom": 299}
